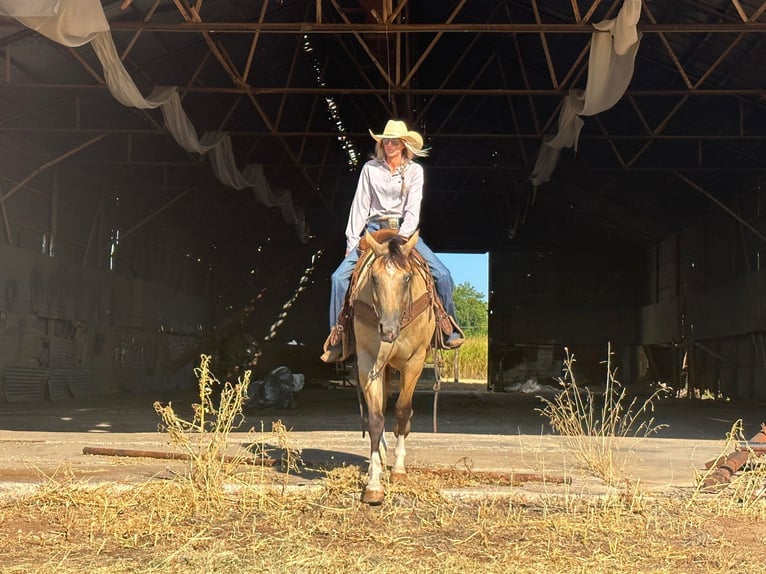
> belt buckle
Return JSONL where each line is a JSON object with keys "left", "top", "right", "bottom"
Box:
{"left": 387, "top": 218, "right": 399, "bottom": 230}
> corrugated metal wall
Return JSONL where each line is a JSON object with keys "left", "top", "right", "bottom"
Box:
{"left": 487, "top": 182, "right": 766, "bottom": 401}
{"left": 0, "top": 172, "right": 212, "bottom": 402}
{"left": 641, "top": 183, "right": 766, "bottom": 401}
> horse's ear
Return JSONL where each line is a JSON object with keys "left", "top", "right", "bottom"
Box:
{"left": 400, "top": 229, "right": 420, "bottom": 256}
{"left": 365, "top": 230, "right": 388, "bottom": 256}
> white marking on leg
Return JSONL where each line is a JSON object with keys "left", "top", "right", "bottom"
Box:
{"left": 368, "top": 450, "right": 384, "bottom": 488}
{"left": 393, "top": 434, "right": 407, "bottom": 474}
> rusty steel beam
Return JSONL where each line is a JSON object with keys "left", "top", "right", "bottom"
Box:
{"left": 531, "top": 0, "right": 558, "bottom": 88}
{"left": 675, "top": 172, "right": 766, "bottom": 245}
{"left": 119, "top": 0, "right": 161, "bottom": 61}
{"left": 8, "top": 126, "right": 766, "bottom": 142}
{"left": 274, "top": 31, "right": 303, "bottom": 130}
{"left": 570, "top": 0, "right": 582, "bottom": 22}
{"left": 497, "top": 58, "right": 528, "bottom": 166}
{"left": 82, "top": 200, "right": 101, "bottom": 268}
{"left": 538, "top": 0, "right": 621, "bottom": 135}
{"left": 502, "top": 5, "right": 540, "bottom": 136}
{"left": 327, "top": 0, "right": 394, "bottom": 86}
{"left": 173, "top": 0, "right": 245, "bottom": 88}
{"left": 434, "top": 54, "right": 496, "bottom": 134}
{"left": 4, "top": 81, "right": 766, "bottom": 98}
{"left": 594, "top": 116, "right": 625, "bottom": 167}
{"left": 731, "top": 0, "right": 750, "bottom": 22}
{"left": 401, "top": 0, "right": 467, "bottom": 87}
{"left": 171, "top": 3, "right": 319, "bottom": 192}
{"left": 387, "top": 0, "right": 408, "bottom": 24}
{"left": 0, "top": 21, "right": 757, "bottom": 34}
{"left": 242, "top": 0, "right": 270, "bottom": 83}
{"left": 0, "top": 185, "right": 12, "bottom": 244}
{"left": 60, "top": 162, "right": 766, "bottom": 174}
{"left": 0, "top": 134, "right": 107, "bottom": 206}
{"left": 582, "top": 0, "right": 605, "bottom": 22}
{"left": 414, "top": 4, "right": 499, "bottom": 126}
{"left": 332, "top": 33, "right": 394, "bottom": 118}
{"left": 624, "top": 97, "right": 689, "bottom": 170}
{"left": 120, "top": 190, "right": 191, "bottom": 240}
{"left": 216, "top": 93, "right": 243, "bottom": 131}
{"left": 643, "top": 4, "right": 693, "bottom": 89}
{"left": 690, "top": 2, "right": 766, "bottom": 89}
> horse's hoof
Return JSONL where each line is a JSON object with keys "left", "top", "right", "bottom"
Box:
{"left": 390, "top": 471, "right": 407, "bottom": 483}
{"left": 361, "top": 486, "right": 385, "bottom": 505}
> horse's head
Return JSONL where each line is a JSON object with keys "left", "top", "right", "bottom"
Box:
{"left": 364, "top": 229, "right": 420, "bottom": 343}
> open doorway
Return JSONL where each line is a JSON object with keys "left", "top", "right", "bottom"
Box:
{"left": 437, "top": 252, "right": 489, "bottom": 383}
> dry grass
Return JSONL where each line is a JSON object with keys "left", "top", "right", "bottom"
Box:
{"left": 1, "top": 355, "right": 766, "bottom": 573}
{"left": 1, "top": 466, "right": 766, "bottom": 573}
{"left": 152, "top": 354, "right": 256, "bottom": 509}
{"left": 537, "top": 345, "right": 668, "bottom": 486}
{"left": 152, "top": 355, "right": 303, "bottom": 509}
{"left": 436, "top": 335, "right": 488, "bottom": 381}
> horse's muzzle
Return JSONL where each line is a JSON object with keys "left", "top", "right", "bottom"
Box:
{"left": 379, "top": 322, "right": 399, "bottom": 343}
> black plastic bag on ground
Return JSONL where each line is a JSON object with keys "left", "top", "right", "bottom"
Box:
{"left": 247, "top": 366, "right": 304, "bottom": 408}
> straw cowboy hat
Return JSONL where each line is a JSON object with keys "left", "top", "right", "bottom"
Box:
{"left": 369, "top": 120, "right": 424, "bottom": 151}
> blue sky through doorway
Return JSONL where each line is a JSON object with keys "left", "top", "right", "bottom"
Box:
{"left": 437, "top": 252, "right": 489, "bottom": 300}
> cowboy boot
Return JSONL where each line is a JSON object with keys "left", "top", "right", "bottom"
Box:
{"left": 320, "top": 324, "right": 346, "bottom": 363}
{"left": 443, "top": 316, "right": 465, "bottom": 350}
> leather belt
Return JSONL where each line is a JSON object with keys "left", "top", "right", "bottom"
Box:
{"left": 371, "top": 217, "right": 401, "bottom": 230}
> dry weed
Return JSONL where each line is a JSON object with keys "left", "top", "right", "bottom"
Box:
{"left": 152, "top": 354, "right": 257, "bottom": 509}
{"left": 538, "top": 344, "right": 668, "bottom": 485}
{"left": 3, "top": 461, "right": 766, "bottom": 573}
{"left": 153, "top": 355, "right": 304, "bottom": 511}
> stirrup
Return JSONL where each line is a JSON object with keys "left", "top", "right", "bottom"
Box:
{"left": 320, "top": 343, "right": 344, "bottom": 363}
{"left": 442, "top": 316, "right": 465, "bottom": 350}
{"left": 320, "top": 325, "right": 348, "bottom": 363}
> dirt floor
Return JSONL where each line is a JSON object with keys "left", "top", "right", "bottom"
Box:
{"left": 0, "top": 379, "right": 764, "bottom": 497}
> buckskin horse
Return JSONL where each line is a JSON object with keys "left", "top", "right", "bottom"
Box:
{"left": 351, "top": 229, "right": 436, "bottom": 504}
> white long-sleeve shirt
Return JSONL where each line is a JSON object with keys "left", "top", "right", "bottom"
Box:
{"left": 344, "top": 158, "right": 424, "bottom": 253}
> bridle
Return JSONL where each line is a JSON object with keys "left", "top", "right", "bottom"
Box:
{"left": 366, "top": 254, "right": 413, "bottom": 382}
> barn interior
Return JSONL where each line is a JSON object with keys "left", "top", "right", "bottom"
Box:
{"left": 1, "top": 0, "right": 766, "bottom": 403}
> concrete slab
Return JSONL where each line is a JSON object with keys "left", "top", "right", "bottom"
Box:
{"left": 0, "top": 383, "right": 763, "bottom": 497}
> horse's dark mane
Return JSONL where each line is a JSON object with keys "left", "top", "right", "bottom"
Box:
{"left": 383, "top": 236, "right": 409, "bottom": 270}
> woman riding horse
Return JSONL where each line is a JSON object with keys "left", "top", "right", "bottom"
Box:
{"left": 321, "top": 119, "right": 464, "bottom": 363}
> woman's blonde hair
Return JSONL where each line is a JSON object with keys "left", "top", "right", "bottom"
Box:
{"left": 372, "top": 140, "right": 430, "bottom": 161}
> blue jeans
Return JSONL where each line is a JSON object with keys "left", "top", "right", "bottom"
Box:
{"left": 329, "top": 223, "right": 456, "bottom": 328}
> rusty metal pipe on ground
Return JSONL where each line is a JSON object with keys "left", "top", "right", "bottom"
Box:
{"left": 83, "top": 446, "right": 276, "bottom": 466}
{"left": 702, "top": 424, "right": 766, "bottom": 489}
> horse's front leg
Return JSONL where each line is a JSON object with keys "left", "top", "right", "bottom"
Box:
{"left": 358, "top": 348, "right": 390, "bottom": 505}
{"left": 391, "top": 349, "right": 428, "bottom": 479}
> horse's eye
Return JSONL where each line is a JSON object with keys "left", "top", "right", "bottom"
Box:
{"left": 404, "top": 274, "right": 412, "bottom": 283}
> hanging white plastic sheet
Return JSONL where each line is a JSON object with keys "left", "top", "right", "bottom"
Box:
{"left": 8, "top": 0, "right": 308, "bottom": 241}
{"left": 530, "top": 0, "right": 642, "bottom": 187}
